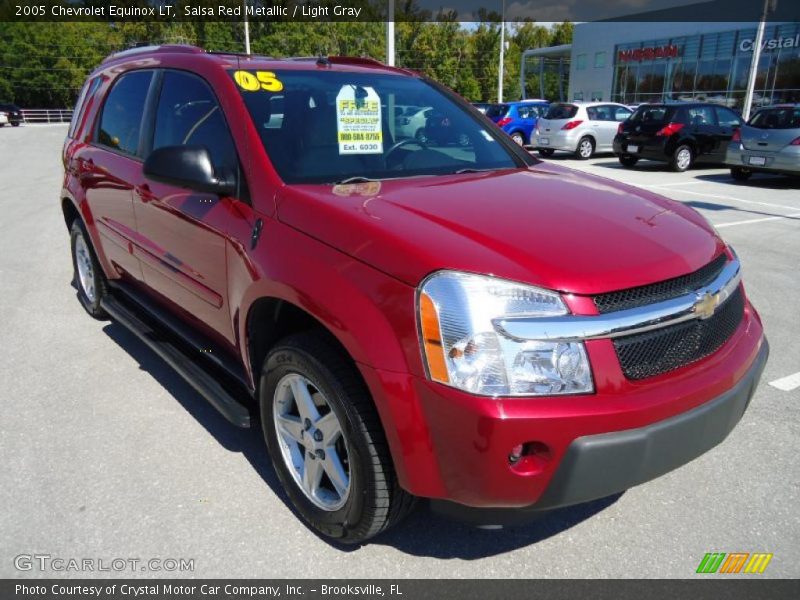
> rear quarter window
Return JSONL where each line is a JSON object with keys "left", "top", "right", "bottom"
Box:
{"left": 544, "top": 104, "right": 578, "bottom": 119}
{"left": 68, "top": 76, "right": 102, "bottom": 139}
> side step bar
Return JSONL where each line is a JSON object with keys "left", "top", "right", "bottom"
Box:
{"left": 101, "top": 296, "right": 251, "bottom": 428}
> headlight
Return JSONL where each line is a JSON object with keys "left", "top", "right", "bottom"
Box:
{"left": 418, "top": 271, "right": 594, "bottom": 396}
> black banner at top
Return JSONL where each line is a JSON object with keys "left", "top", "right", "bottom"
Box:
{"left": 1, "top": 0, "right": 799, "bottom": 23}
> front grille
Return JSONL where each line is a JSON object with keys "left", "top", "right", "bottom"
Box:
{"left": 594, "top": 254, "right": 728, "bottom": 314}
{"left": 613, "top": 286, "right": 745, "bottom": 380}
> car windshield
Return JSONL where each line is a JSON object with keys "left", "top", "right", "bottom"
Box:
{"left": 629, "top": 106, "right": 673, "bottom": 123}
{"left": 233, "top": 69, "right": 520, "bottom": 184}
{"left": 749, "top": 107, "right": 800, "bottom": 129}
{"left": 485, "top": 104, "right": 509, "bottom": 118}
{"left": 544, "top": 104, "right": 578, "bottom": 119}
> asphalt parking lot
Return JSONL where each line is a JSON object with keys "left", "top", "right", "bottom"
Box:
{"left": 1, "top": 125, "right": 797, "bottom": 579}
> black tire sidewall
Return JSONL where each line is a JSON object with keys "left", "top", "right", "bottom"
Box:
{"left": 619, "top": 155, "right": 638, "bottom": 167}
{"left": 538, "top": 148, "right": 555, "bottom": 157}
{"left": 731, "top": 167, "right": 752, "bottom": 181}
{"left": 260, "top": 344, "right": 371, "bottom": 541}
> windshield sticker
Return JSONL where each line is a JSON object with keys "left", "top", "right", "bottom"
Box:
{"left": 336, "top": 85, "right": 383, "bottom": 154}
{"left": 233, "top": 70, "right": 283, "bottom": 92}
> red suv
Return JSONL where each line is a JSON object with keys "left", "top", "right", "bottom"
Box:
{"left": 62, "top": 46, "right": 768, "bottom": 543}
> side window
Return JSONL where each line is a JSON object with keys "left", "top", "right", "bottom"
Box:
{"left": 153, "top": 71, "right": 240, "bottom": 184}
{"left": 687, "top": 106, "right": 717, "bottom": 126}
{"left": 716, "top": 107, "right": 741, "bottom": 128}
{"left": 97, "top": 71, "right": 153, "bottom": 156}
{"left": 586, "top": 107, "right": 598, "bottom": 120}
{"left": 517, "top": 107, "right": 530, "bottom": 119}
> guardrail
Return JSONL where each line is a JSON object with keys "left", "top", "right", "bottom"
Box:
{"left": 18, "top": 109, "right": 74, "bottom": 124}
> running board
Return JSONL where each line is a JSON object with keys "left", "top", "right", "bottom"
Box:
{"left": 101, "top": 296, "right": 251, "bottom": 428}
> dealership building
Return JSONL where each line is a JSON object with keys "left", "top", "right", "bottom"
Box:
{"left": 522, "top": 21, "right": 800, "bottom": 110}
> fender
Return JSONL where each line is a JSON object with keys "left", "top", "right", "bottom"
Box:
{"left": 234, "top": 218, "right": 440, "bottom": 494}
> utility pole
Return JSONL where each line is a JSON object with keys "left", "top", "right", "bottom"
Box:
{"left": 498, "top": 0, "right": 505, "bottom": 102}
{"left": 386, "top": 0, "right": 395, "bottom": 66}
{"left": 243, "top": 1, "right": 251, "bottom": 55}
{"left": 742, "top": 0, "right": 775, "bottom": 121}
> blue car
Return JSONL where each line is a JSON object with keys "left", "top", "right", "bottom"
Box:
{"left": 486, "top": 100, "right": 550, "bottom": 145}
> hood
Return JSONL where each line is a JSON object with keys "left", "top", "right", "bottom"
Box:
{"left": 276, "top": 163, "right": 725, "bottom": 294}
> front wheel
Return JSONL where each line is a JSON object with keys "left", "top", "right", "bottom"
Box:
{"left": 538, "top": 148, "right": 555, "bottom": 157}
{"left": 731, "top": 167, "right": 752, "bottom": 181}
{"left": 618, "top": 154, "right": 639, "bottom": 167}
{"left": 670, "top": 144, "right": 693, "bottom": 172}
{"left": 575, "top": 136, "right": 594, "bottom": 160}
{"left": 70, "top": 220, "right": 107, "bottom": 319}
{"left": 260, "top": 332, "right": 415, "bottom": 544}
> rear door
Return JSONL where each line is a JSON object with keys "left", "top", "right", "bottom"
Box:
{"left": 133, "top": 69, "right": 248, "bottom": 346}
{"left": 83, "top": 69, "right": 155, "bottom": 282}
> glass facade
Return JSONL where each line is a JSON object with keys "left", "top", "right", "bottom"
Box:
{"left": 612, "top": 23, "right": 800, "bottom": 110}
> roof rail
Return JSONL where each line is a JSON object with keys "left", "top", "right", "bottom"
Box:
{"left": 102, "top": 44, "right": 202, "bottom": 64}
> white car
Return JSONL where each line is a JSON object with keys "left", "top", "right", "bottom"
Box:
{"left": 0, "top": 111, "right": 8, "bottom": 126}
{"left": 395, "top": 106, "right": 431, "bottom": 141}
{"left": 532, "top": 102, "right": 633, "bottom": 159}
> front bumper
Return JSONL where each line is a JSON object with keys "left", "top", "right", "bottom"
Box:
{"left": 360, "top": 300, "right": 766, "bottom": 512}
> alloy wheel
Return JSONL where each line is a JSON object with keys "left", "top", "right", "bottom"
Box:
{"left": 272, "top": 373, "right": 351, "bottom": 511}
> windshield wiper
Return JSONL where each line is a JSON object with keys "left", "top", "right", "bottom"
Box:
{"left": 334, "top": 176, "right": 381, "bottom": 185}
{"left": 452, "top": 167, "right": 496, "bottom": 175}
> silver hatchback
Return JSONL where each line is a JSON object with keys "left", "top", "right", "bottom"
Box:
{"left": 532, "top": 102, "right": 633, "bottom": 159}
{"left": 726, "top": 104, "right": 800, "bottom": 181}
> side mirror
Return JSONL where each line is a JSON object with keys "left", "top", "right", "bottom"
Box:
{"left": 143, "top": 145, "right": 235, "bottom": 197}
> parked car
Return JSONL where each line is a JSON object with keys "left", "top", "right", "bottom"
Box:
{"left": 614, "top": 102, "right": 742, "bottom": 172}
{"left": 532, "top": 102, "right": 633, "bottom": 159}
{"left": 725, "top": 104, "right": 800, "bottom": 181}
{"left": 62, "top": 45, "right": 767, "bottom": 544}
{"left": 471, "top": 102, "right": 492, "bottom": 114}
{"left": 0, "top": 111, "right": 7, "bottom": 127}
{"left": 394, "top": 105, "right": 430, "bottom": 141}
{"left": 0, "top": 103, "right": 22, "bottom": 126}
{"left": 486, "top": 100, "right": 550, "bottom": 145}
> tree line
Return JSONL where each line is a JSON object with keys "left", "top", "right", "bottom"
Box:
{"left": 0, "top": 19, "right": 573, "bottom": 108}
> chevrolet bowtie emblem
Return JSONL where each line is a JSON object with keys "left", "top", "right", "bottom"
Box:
{"left": 693, "top": 291, "right": 720, "bottom": 320}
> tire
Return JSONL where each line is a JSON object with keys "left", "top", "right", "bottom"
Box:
{"left": 575, "top": 136, "right": 594, "bottom": 160}
{"left": 618, "top": 154, "right": 639, "bottom": 168}
{"left": 260, "top": 332, "right": 416, "bottom": 544}
{"left": 0, "top": 123, "right": 5, "bottom": 128}
{"left": 510, "top": 131, "right": 525, "bottom": 146}
{"left": 11, "top": 122, "right": 20, "bottom": 127}
{"left": 70, "top": 220, "right": 108, "bottom": 319}
{"left": 731, "top": 167, "right": 752, "bottom": 181}
{"left": 414, "top": 128, "right": 429, "bottom": 145}
{"left": 670, "top": 144, "right": 693, "bottom": 172}
{"left": 538, "top": 148, "right": 555, "bottom": 157}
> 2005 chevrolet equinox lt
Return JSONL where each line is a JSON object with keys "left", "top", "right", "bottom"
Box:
{"left": 62, "top": 45, "right": 768, "bottom": 543}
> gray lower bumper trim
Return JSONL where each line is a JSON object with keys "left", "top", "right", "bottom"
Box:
{"left": 534, "top": 338, "right": 769, "bottom": 510}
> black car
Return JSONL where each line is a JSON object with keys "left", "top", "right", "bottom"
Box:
{"left": 0, "top": 103, "right": 22, "bottom": 126}
{"left": 613, "top": 103, "right": 742, "bottom": 172}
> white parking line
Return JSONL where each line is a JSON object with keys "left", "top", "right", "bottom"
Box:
{"left": 645, "top": 186, "right": 800, "bottom": 212}
{"left": 769, "top": 372, "right": 800, "bottom": 392}
{"left": 716, "top": 212, "right": 800, "bottom": 228}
